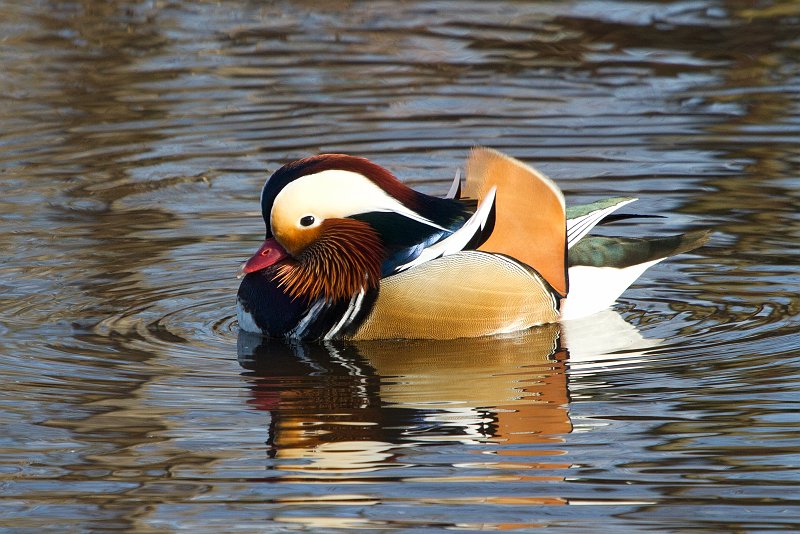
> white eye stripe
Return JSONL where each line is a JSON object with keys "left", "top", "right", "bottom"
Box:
{"left": 271, "top": 169, "right": 446, "bottom": 231}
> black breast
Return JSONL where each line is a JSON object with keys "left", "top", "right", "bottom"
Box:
{"left": 237, "top": 267, "right": 379, "bottom": 340}
{"left": 237, "top": 267, "right": 309, "bottom": 337}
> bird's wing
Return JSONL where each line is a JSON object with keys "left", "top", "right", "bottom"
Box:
{"left": 392, "top": 187, "right": 496, "bottom": 273}
{"left": 561, "top": 230, "right": 712, "bottom": 320}
{"left": 566, "top": 197, "right": 637, "bottom": 249}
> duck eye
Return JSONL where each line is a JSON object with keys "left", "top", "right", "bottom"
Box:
{"left": 299, "top": 215, "right": 315, "bottom": 227}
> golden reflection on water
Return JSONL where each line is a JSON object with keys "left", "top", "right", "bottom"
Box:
{"left": 239, "top": 325, "right": 571, "bottom": 474}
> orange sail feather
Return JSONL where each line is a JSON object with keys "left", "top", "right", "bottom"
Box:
{"left": 463, "top": 147, "right": 568, "bottom": 297}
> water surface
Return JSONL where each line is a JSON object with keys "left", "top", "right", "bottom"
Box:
{"left": 1, "top": 1, "right": 799, "bottom": 531}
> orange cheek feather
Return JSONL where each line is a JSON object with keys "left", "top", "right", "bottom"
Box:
{"left": 274, "top": 219, "right": 384, "bottom": 303}
{"left": 274, "top": 225, "right": 322, "bottom": 257}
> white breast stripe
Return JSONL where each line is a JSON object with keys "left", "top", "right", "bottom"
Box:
{"left": 324, "top": 290, "right": 365, "bottom": 340}
{"left": 288, "top": 298, "right": 327, "bottom": 338}
{"left": 394, "top": 186, "right": 497, "bottom": 272}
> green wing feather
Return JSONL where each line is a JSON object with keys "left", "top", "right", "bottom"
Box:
{"left": 566, "top": 197, "right": 636, "bottom": 220}
{"left": 568, "top": 230, "right": 712, "bottom": 268}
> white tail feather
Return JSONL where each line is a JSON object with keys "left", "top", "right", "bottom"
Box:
{"left": 560, "top": 259, "right": 663, "bottom": 320}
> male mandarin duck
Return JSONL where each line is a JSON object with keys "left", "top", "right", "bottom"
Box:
{"left": 237, "top": 148, "right": 709, "bottom": 340}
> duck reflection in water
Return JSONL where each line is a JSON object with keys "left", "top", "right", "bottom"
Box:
{"left": 237, "top": 311, "right": 656, "bottom": 475}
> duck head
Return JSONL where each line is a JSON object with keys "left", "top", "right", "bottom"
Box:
{"left": 241, "top": 154, "right": 465, "bottom": 304}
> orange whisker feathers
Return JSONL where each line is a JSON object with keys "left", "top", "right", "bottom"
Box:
{"left": 274, "top": 219, "right": 383, "bottom": 302}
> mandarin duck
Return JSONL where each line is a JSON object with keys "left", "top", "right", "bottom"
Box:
{"left": 237, "top": 148, "right": 709, "bottom": 340}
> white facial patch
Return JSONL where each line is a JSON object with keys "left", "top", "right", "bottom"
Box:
{"left": 270, "top": 169, "right": 445, "bottom": 232}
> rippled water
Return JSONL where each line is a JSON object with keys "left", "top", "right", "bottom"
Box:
{"left": 1, "top": 0, "right": 799, "bottom": 530}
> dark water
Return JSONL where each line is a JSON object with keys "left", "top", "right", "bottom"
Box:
{"left": 1, "top": 0, "right": 799, "bottom": 530}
